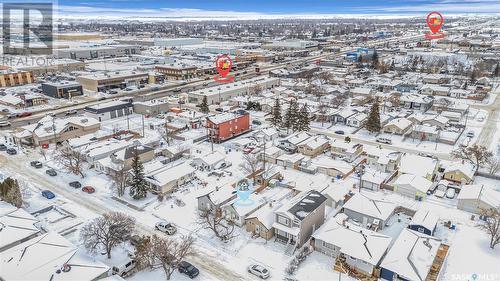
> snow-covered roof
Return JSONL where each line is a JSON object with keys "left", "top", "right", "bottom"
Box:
{"left": 21, "top": 115, "right": 100, "bottom": 139}
{"left": 381, "top": 229, "right": 441, "bottom": 281}
{"left": 313, "top": 215, "right": 391, "bottom": 265}
{"left": 281, "top": 132, "right": 312, "bottom": 146}
{"left": 207, "top": 112, "right": 246, "bottom": 125}
{"left": 310, "top": 156, "right": 354, "bottom": 175}
{"left": 299, "top": 135, "right": 330, "bottom": 150}
{"left": 399, "top": 154, "right": 438, "bottom": 178}
{"left": 443, "top": 161, "right": 476, "bottom": 181}
{"left": 384, "top": 117, "right": 412, "bottom": 130}
{"left": 410, "top": 209, "right": 439, "bottom": 232}
{"left": 195, "top": 151, "right": 226, "bottom": 166}
{"left": 342, "top": 193, "right": 396, "bottom": 221}
{"left": 0, "top": 232, "right": 109, "bottom": 281}
{"left": 322, "top": 182, "right": 351, "bottom": 203}
{"left": 393, "top": 174, "right": 433, "bottom": 193}
{"left": 145, "top": 162, "right": 195, "bottom": 186}
{"left": 277, "top": 190, "right": 327, "bottom": 221}
{"left": 457, "top": 184, "right": 500, "bottom": 209}
{"left": 0, "top": 203, "right": 40, "bottom": 251}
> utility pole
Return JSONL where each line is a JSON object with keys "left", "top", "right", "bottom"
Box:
{"left": 141, "top": 114, "right": 145, "bottom": 137}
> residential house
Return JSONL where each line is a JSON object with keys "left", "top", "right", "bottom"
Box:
{"left": 0, "top": 232, "right": 109, "bottom": 281}
{"left": 95, "top": 144, "right": 155, "bottom": 174}
{"left": 364, "top": 146, "right": 401, "bottom": 173}
{"left": 192, "top": 151, "right": 226, "bottom": 171}
{"left": 410, "top": 125, "right": 439, "bottom": 142}
{"left": 197, "top": 185, "right": 237, "bottom": 212}
{"left": 420, "top": 85, "right": 451, "bottom": 97}
{"left": 0, "top": 203, "right": 40, "bottom": 252}
{"left": 13, "top": 116, "right": 100, "bottom": 147}
{"left": 84, "top": 100, "right": 133, "bottom": 122}
{"left": 350, "top": 87, "right": 373, "bottom": 97}
{"left": 360, "top": 170, "right": 387, "bottom": 191}
{"left": 321, "top": 182, "right": 351, "bottom": 209}
{"left": 457, "top": 184, "right": 500, "bottom": 214}
{"left": 392, "top": 173, "right": 433, "bottom": 200}
{"left": 272, "top": 190, "right": 327, "bottom": 247}
{"left": 442, "top": 161, "right": 476, "bottom": 184}
{"left": 276, "top": 153, "right": 306, "bottom": 169}
{"left": 277, "top": 132, "right": 312, "bottom": 152}
{"left": 253, "top": 127, "right": 279, "bottom": 142}
{"left": 145, "top": 162, "right": 196, "bottom": 194}
{"left": 408, "top": 209, "right": 439, "bottom": 236}
{"left": 310, "top": 156, "right": 355, "bottom": 179}
{"left": 380, "top": 229, "right": 442, "bottom": 281}
{"left": 400, "top": 93, "right": 433, "bottom": 112}
{"left": 383, "top": 118, "right": 412, "bottom": 135}
{"left": 422, "top": 115, "right": 449, "bottom": 129}
{"left": 399, "top": 154, "right": 439, "bottom": 181}
{"left": 346, "top": 112, "right": 368, "bottom": 128}
{"left": 297, "top": 135, "right": 330, "bottom": 157}
{"left": 313, "top": 214, "right": 392, "bottom": 276}
{"left": 330, "top": 139, "right": 363, "bottom": 163}
{"left": 331, "top": 108, "right": 357, "bottom": 124}
{"left": 342, "top": 193, "right": 396, "bottom": 230}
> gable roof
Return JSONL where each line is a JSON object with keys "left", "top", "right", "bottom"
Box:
{"left": 278, "top": 190, "right": 327, "bottom": 221}
{"left": 381, "top": 229, "right": 441, "bottom": 281}
{"left": 342, "top": 193, "right": 396, "bottom": 221}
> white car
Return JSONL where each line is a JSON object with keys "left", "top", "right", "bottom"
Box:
{"left": 112, "top": 259, "right": 136, "bottom": 277}
{"left": 0, "top": 120, "right": 11, "bottom": 127}
{"left": 446, "top": 188, "right": 456, "bottom": 199}
{"left": 376, "top": 137, "right": 392, "bottom": 145}
{"left": 155, "top": 221, "right": 177, "bottom": 235}
{"left": 247, "top": 264, "right": 270, "bottom": 279}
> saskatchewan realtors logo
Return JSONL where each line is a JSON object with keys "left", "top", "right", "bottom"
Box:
{"left": 451, "top": 273, "right": 499, "bottom": 281}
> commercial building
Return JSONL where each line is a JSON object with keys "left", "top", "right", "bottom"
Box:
{"left": 41, "top": 81, "right": 84, "bottom": 99}
{"left": 206, "top": 111, "right": 250, "bottom": 143}
{"left": 76, "top": 71, "right": 149, "bottom": 91}
{"left": 55, "top": 45, "right": 140, "bottom": 60}
{"left": 0, "top": 70, "right": 34, "bottom": 87}
{"left": 155, "top": 64, "right": 197, "bottom": 80}
{"left": 188, "top": 76, "right": 280, "bottom": 105}
{"left": 84, "top": 100, "right": 133, "bottom": 121}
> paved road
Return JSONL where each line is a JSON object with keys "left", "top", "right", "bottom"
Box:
{"left": 0, "top": 151, "right": 251, "bottom": 281}
{"left": 472, "top": 84, "right": 500, "bottom": 148}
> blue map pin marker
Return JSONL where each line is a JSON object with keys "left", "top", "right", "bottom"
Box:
{"left": 472, "top": 273, "right": 478, "bottom": 280}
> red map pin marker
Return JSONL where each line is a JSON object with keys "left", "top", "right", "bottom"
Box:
{"left": 215, "top": 54, "right": 233, "bottom": 78}
{"left": 426, "top": 12, "right": 444, "bottom": 34}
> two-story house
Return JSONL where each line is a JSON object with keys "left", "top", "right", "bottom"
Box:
{"left": 272, "top": 190, "right": 327, "bottom": 247}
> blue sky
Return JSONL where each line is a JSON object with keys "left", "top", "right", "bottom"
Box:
{"left": 3, "top": 0, "right": 500, "bottom": 18}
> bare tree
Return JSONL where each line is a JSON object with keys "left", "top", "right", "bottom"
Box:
{"left": 80, "top": 212, "right": 135, "bottom": 259}
{"left": 249, "top": 85, "right": 263, "bottom": 97}
{"left": 54, "top": 147, "right": 86, "bottom": 178}
{"left": 478, "top": 208, "right": 500, "bottom": 249}
{"left": 486, "top": 156, "right": 500, "bottom": 175}
{"left": 198, "top": 209, "right": 237, "bottom": 242}
{"left": 239, "top": 153, "right": 262, "bottom": 180}
{"left": 109, "top": 167, "right": 129, "bottom": 197}
{"left": 451, "top": 144, "right": 493, "bottom": 168}
{"left": 387, "top": 92, "right": 402, "bottom": 108}
{"left": 135, "top": 235, "right": 195, "bottom": 280}
{"left": 330, "top": 93, "right": 348, "bottom": 109}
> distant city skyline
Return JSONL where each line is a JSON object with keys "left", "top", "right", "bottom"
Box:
{"left": 3, "top": 0, "right": 499, "bottom": 18}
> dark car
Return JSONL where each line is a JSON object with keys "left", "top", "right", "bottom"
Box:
{"left": 178, "top": 261, "right": 199, "bottom": 279}
{"left": 41, "top": 190, "right": 55, "bottom": 199}
{"left": 30, "top": 161, "right": 43, "bottom": 168}
{"left": 6, "top": 148, "right": 17, "bottom": 155}
{"left": 69, "top": 181, "right": 82, "bottom": 188}
{"left": 0, "top": 144, "right": 7, "bottom": 151}
{"left": 46, "top": 169, "right": 57, "bottom": 176}
{"left": 334, "top": 130, "right": 345, "bottom": 135}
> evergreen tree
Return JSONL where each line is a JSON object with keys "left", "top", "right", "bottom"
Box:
{"left": 129, "top": 147, "right": 148, "bottom": 200}
{"left": 0, "top": 177, "right": 22, "bottom": 207}
{"left": 372, "top": 50, "right": 379, "bottom": 69}
{"left": 365, "top": 100, "right": 382, "bottom": 134}
{"left": 271, "top": 98, "right": 282, "bottom": 127}
{"left": 297, "top": 103, "right": 310, "bottom": 132}
{"left": 200, "top": 96, "right": 209, "bottom": 114}
{"left": 290, "top": 100, "right": 300, "bottom": 132}
{"left": 283, "top": 100, "right": 297, "bottom": 133}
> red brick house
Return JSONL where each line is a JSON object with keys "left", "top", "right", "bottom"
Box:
{"left": 206, "top": 112, "right": 250, "bottom": 143}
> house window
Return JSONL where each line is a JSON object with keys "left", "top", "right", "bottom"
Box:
{"left": 278, "top": 216, "right": 289, "bottom": 225}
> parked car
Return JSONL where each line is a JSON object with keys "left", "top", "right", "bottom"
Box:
{"left": 155, "top": 221, "right": 177, "bottom": 235}
{"left": 0, "top": 120, "right": 11, "bottom": 127}
{"left": 6, "top": 148, "right": 17, "bottom": 155}
{"left": 178, "top": 261, "right": 199, "bottom": 279}
{"left": 69, "top": 181, "right": 81, "bottom": 188}
{"left": 112, "top": 259, "right": 137, "bottom": 277}
{"left": 466, "top": 131, "right": 475, "bottom": 138}
{"left": 17, "top": 112, "right": 32, "bottom": 117}
{"left": 65, "top": 109, "right": 78, "bottom": 116}
{"left": 252, "top": 120, "right": 262, "bottom": 126}
{"left": 46, "top": 169, "right": 57, "bottom": 176}
{"left": 0, "top": 144, "right": 7, "bottom": 151}
{"left": 41, "top": 190, "right": 55, "bottom": 199}
{"left": 247, "top": 264, "right": 270, "bottom": 279}
{"left": 30, "top": 161, "right": 43, "bottom": 168}
{"left": 129, "top": 235, "right": 142, "bottom": 247}
{"left": 7, "top": 113, "right": 17, "bottom": 119}
{"left": 243, "top": 147, "right": 255, "bottom": 154}
{"left": 334, "top": 130, "right": 345, "bottom": 135}
{"left": 82, "top": 186, "right": 95, "bottom": 193}
{"left": 376, "top": 137, "right": 392, "bottom": 144}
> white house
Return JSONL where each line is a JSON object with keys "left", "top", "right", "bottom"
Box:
{"left": 342, "top": 193, "right": 397, "bottom": 230}
{"left": 392, "top": 173, "right": 433, "bottom": 201}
